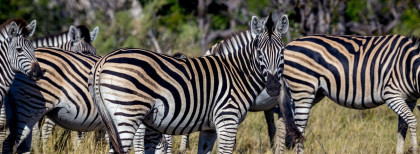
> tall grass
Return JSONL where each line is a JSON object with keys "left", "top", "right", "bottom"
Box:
{"left": 35, "top": 98, "right": 420, "bottom": 153}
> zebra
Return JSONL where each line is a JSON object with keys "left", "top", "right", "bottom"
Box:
{"left": 2, "top": 47, "right": 102, "bottom": 154}
{"left": 285, "top": 34, "right": 420, "bottom": 154}
{"left": 32, "top": 24, "right": 99, "bottom": 148}
{"left": 32, "top": 25, "right": 99, "bottom": 55}
{"left": 0, "top": 18, "right": 42, "bottom": 106}
{"left": 2, "top": 49, "right": 188, "bottom": 153}
{"left": 212, "top": 34, "right": 420, "bottom": 153}
{"left": 149, "top": 41, "right": 286, "bottom": 153}
{"left": 0, "top": 24, "right": 100, "bottom": 151}
{"left": 89, "top": 14, "right": 303, "bottom": 154}
{"left": 165, "top": 34, "right": 290, "bottom": 153}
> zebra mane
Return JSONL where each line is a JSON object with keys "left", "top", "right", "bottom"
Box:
{"left": 209, "top": 30, "right": 254, "bottom": 56}
{"left": 76, "top": 25, "right": 92, "bottom": 43}
{"left": 409, "top": 36, "right": 420, "bottom": 51}
{"left": 33, "top": 25, "right": 93, "bottom": 44}
{"left": 0, "top": 18, "right": 30, "bottom": 38}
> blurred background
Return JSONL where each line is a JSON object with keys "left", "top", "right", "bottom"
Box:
{"left": 1, "top": 0, "right": 420, "bottom": 153}
{"left": 1, "top": 0, "right": 419, "bottom": 57}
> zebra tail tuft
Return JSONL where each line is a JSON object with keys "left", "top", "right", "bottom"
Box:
{"left": 89, "top": 59, "right": 124, "bottom": 154}
{"left": 278, "top": 77, "right": 305, "bottom": 143}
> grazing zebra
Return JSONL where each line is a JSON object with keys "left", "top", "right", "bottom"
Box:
{"left": 89, "top": 14, "right": 303, "bottom": 154}
{"left": 3, "top": 47, "right": 101, "bottom": 154}
{"left": 32, "top": 25, "right": 98, "bottom": 55}
{"left": 213, "top": 34, "right": 420, "bottom": 153}
{"left": 0, "top": 18, "right": 42, "bottom": 106}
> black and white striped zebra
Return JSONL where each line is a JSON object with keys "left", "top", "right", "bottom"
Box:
{"left": 32, "top": 25, "right": 99, "bottom": 148}
{"left": 2, "top": 47, "right": 101, "bottom": 154}
{"left": 0, "top": 18, "right": 42, "bottom": 105}
{"left": 32, "top": 25, "right": 98, "bottom": 55}
{"left": 0, "top": 24, "right": 100, "bottom": 151}
{"left": 212, "top": 34, "right": 420, "bottom": 153}
{"left": 89, "top": 14, "right": 303, "bottom": 154}
{"left": 1, "top": 49, "right": 188, "bottom": 153}
{"left": 284, "top": 35, "right": 420, "bottom": 154}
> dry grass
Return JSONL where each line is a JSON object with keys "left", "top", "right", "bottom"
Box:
{"left": 34, "top": 98, "right": 420, "bottom": 153}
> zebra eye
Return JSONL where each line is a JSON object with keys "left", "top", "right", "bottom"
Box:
{"left": 16, "top": 47, "right": 23, "bottom": 53}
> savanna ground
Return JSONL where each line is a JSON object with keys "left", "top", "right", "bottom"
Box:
{"left": 20, "top": 98, "right": 420, "bottom": 153}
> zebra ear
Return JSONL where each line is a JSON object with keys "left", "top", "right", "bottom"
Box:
{"left": 276, "top": 15, "right": 289, "bottom": 35}
{"left": 8, "top": 22, "right": 19, "bottom": 37}
{"left": 26, "top": 20, "right": 37, "bottom": 37}
{"left": 90, "top": 26, "right": 99, "bottom": 42}
{"left": 251, "top": 16, "right": 264, "bottom": 35}
{"left": 68, "top": 25, "right": 81, "bottom": 42}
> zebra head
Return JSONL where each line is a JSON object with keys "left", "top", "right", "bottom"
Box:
{"left": 251, "top": 14, "right": 289, "bottom": 97}
{"left": 67, "top": 25, "right": 97, "bottom": 56}
{"left": 7, "top": 20, "right": 42, "bottom": 81}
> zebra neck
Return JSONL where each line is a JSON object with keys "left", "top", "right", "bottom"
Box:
{"left": 0, "top": 41, "right": 16, "bottom": 90}
{"left": 215, "top": 32, "right": 265, "bottom": 100}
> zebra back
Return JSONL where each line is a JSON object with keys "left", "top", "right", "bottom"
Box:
{"left": 32, "top": 25, "right": 98, "bottom": 55}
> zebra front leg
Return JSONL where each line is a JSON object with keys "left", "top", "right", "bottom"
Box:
{"left": 264, "top": 109, "right": 276, "bottom": 148}
{"left": 214, "top": 109, "right": 240, "bottom": 154}
{"left": 385, "top": 97, "right": 418, "bottom": 154}
{"left": 197, "top": 130, "right": 217, "bottom": 154}
{"left": 16, "top": 130, "right": 33, "bottom": 154}
{"left": 293, "top": 98, "right": 315, "bottom": 154}
{"left": 179, "top": 134, "right": 190, "bottom": 154}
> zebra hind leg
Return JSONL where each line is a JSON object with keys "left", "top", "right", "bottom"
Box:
{"left": 385, "top": 97, "right": 418, "bottom": 154}
{"left": 179, "top": 134, "right": 189, "bottom": 154}
{"left": 197, "top": 130, "right": 217, "bottom": 154}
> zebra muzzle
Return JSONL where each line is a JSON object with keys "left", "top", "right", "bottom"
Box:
{"left": 28, "top": 61, "right": 42, "bottom": 81}
{"left": 266, "top": 73, "right": 281, "bottom": 96}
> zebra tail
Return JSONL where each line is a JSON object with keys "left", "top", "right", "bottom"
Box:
{"left": 278, "top": 77, "right": 304, "bottom": 143}
{"left": 89, "top": 59, "right": 124, "bottom": 154}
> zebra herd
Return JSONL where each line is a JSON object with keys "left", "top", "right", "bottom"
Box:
{"left": 0, "top": 12, "right": 419, "bottom": 154}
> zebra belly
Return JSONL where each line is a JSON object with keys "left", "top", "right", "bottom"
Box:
{"left": 326, "top": 95, "right": 385, "bottom": 109}
{"left": 46, "top": 102, "right": 103, "bottom": 132}
{"left": 142, "top": 100, "right": 211, "bottom": 135}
